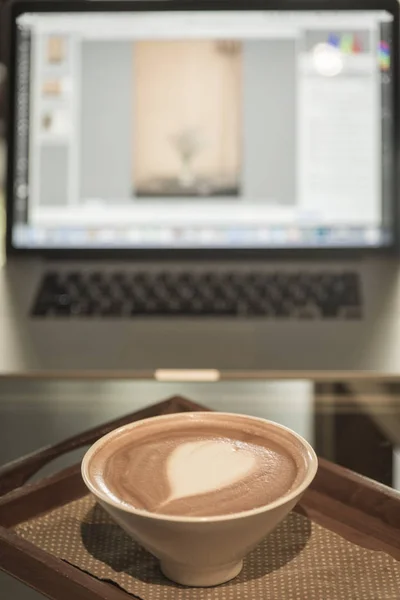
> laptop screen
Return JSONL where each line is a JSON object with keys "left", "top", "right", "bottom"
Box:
{"left": 10, "top": 8, "right": 395, "bottom": 250}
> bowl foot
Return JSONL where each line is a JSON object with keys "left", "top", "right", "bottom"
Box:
{"left": 160, "top": 558, "right": 243, "bottom": 587}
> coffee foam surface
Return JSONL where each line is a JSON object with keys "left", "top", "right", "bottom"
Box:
{"left": 89, "top": 414, "right": 308, "bottom": 518}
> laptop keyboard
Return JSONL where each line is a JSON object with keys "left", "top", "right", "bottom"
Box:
{"left": 31, "top": 270, "right": 362, "bottom": 319}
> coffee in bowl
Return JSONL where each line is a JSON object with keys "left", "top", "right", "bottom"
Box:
{"left": 88, "top": 413, "right": 308, "bottom": 518}
{"left": 82, "top": 412, "right": 317, "bottom": 587}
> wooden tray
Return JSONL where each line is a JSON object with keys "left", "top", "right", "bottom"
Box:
{"left": 0, "top": 395, "right": 399, "bottom": 600}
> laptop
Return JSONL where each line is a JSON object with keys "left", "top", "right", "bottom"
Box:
{"left": 0, "top": 0, "right": 399, "bottom": 377}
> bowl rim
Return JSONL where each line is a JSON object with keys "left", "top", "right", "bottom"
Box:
{"left": 81, "top": 411, "right": 318, "bottom": 523}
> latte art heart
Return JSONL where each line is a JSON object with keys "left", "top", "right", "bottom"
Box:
{"left": 92, "top": 416, "right": 307, "bottom": 517}
{"left": 166, "top": 440, "right": 256, "bottom": 501}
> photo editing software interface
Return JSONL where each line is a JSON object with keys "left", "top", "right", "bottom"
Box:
{"left": 12, "top": 9, "right": 394, "bottom": 249}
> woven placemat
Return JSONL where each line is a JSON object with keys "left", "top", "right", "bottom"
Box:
{"left": 14, "top": 494, "right": 400, "bottom": 600}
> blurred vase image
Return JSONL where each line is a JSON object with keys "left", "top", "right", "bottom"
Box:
{"left": 169, "top": 129, "right": 204, "bottom": 188}
{"left": 134, "top": 40, "right": 242, "bottom": 198}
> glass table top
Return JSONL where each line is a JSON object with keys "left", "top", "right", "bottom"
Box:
{"left": 0, "top": 377, "right": 399, "bottom": 491}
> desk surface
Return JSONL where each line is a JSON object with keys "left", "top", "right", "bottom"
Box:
{"left": 0, "top": 377, "right": 399, "bottom": 598}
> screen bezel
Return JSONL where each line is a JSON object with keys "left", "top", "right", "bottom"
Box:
{"left": 5, "top": 0, "right": 400, "bottom": 259}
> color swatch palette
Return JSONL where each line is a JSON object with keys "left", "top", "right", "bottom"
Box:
{"left": 327, "top": 33, "right": 362, "bottom": 54}
{"left": 379, "top": 41, "right": 391, "bottom": 71}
